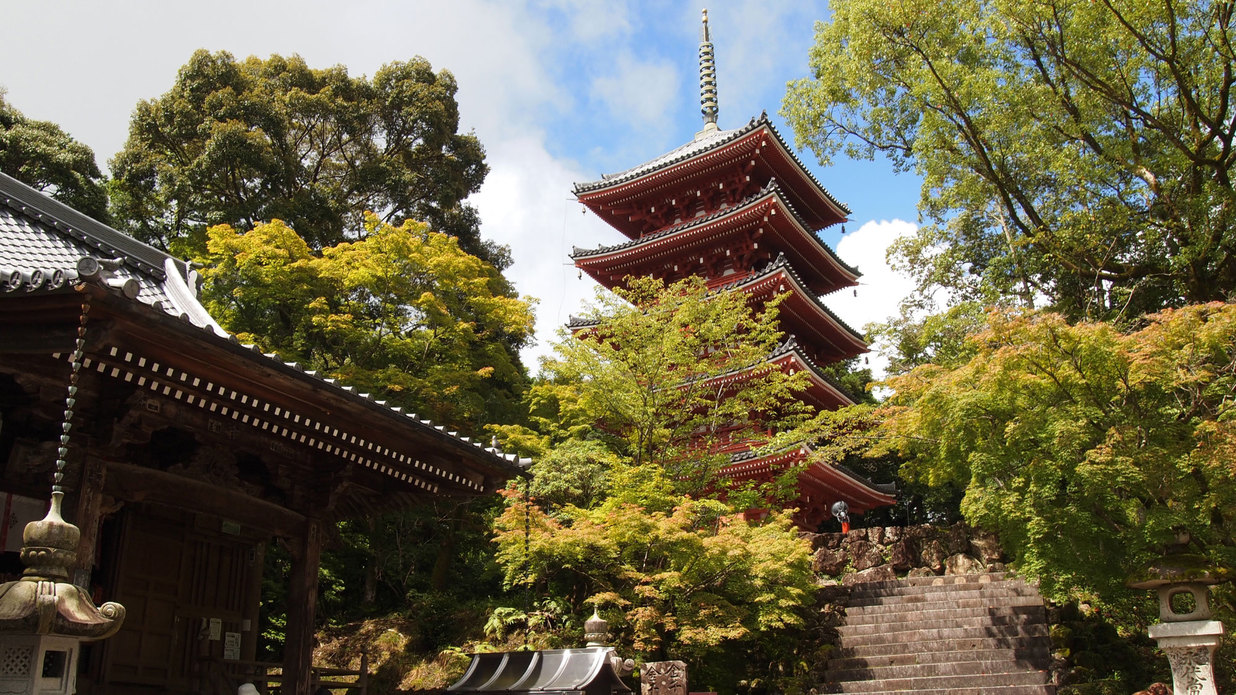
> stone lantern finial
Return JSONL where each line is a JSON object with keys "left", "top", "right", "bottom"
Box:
{"left": 0, "top": 491, "right": 126, "bottom": 639}
{"left": 584, "top": 609, "right": 608, "bottom": 647}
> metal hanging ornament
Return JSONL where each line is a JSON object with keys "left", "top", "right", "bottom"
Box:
{"left": 55, "top": 296, "right": 91, "bottom": 494}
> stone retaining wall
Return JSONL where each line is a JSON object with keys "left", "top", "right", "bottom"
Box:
{"left": 801, "top": 521, "right": 1005, "bottom": 584}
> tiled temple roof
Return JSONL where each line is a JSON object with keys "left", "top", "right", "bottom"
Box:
{"left": 725, "top": 253, "right": 864, "bottom": 340}
{"left": 574, "top": 113, "right": 851, "bottom": 219}
{"left": 0, "top": 172, "right": 530, "bottom": 474}
{"left": 570, "top": 180, "right": 859, "bottom": 281}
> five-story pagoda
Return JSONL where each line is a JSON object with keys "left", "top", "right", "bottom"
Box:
{"left": 570, "top": 10, "right": 894, "bottom": 529}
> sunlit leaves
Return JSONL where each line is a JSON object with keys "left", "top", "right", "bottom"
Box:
{"left": 196, "top": 215, "right": 534, "bottom": 429}
{"left": 492, "top": 496, "right": 813, "bottom": 664}
{"left": 785, "top": 0, "right": 1236, "bottom": 318}
{"left": 878, "top": 304, "right": 1236, "bottom": 613}
{"left": 531, "top": 276, "right": 811, "bottom": 497}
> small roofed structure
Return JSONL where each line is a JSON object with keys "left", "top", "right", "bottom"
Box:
{"left": 1127, "top": 531, "right": 1231, "bottom": 695}
{"left": 449, "top": 612, "right": 633, "bottom": 695}
{"left": 448, "top": 648, "right": 632, "bottom": 695}
{"left": 0, "top": 489, "right": 125, "bottom": 695}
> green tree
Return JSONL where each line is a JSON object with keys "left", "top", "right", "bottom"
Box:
{"left": 784, "top": 0, "right": 1236, "bottom": 319}
{"left": 196, "top": 215, "right": 534, "bottom": 430}
{"left": 0, "top": 94, "right": 108, "bottom": 219}
{"left": 492, "top": 495, "right": 815, "bottom": 693}
{"left": 867, "top": 301, "right": 989, "bottom": 376}
{"left": 519, "top": 276, "right": 813, "bottom": 500}
{"left": 110, "top": 50, "right": 504, "bottom": 266}
{"left": 875, "top": 304, "right": 1236, "bottom": 619}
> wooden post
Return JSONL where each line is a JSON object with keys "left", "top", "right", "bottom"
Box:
{"left": 283, "top": 518, "right": 323, "bottom": 695}
{"left": 73, "top": 454, "right": 108, "bottom": 579}
{"left": 242, "top": 541, "right": 266, "bottom": 662}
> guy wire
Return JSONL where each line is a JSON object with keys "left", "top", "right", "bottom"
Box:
{"left": 523, "top": 474, "right": 531, "bottom": 650}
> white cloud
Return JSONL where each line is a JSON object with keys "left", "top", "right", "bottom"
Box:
{"left": 471, "top": 135, "right": 614, "bottom": 369}
{"left": 537, "top": 0, "right": 633, "bottom": 42}
{"left": 827, "top": 219, "right": 919, "bottom": 378}
{"left": 590, "top": 53, "right": 680, "bottom": 130}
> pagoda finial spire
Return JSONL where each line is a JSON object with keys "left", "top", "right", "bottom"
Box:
{"left": 698, "top": 8, "right": 719, "bottom": 136}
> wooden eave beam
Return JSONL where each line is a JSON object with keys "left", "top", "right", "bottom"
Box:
{"left": 105, "top": 461, "right": 307, "bottom": 538}
{"left": 51, "top": 288, "right": 513, "bottom": 500}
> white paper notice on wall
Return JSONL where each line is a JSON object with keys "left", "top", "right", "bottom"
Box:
{"left": 209, "top": 618, "right": 222, "bottom": 641}
{"left": 1, "top": 493, "right": 47, "bottom": 553}
{"left": 224, "top": 632, "right": 241, "bottom": 660}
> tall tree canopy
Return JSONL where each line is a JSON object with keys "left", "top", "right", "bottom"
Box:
{"left": 876, "top": 304, "right": 1236, "bottom": 618}
{"left": 196, "top": 215, "right": 533, "bottom": 430}
{"left": 496, "top": 276, "right": 816, "bottom": 503}
{"left": 0, "top": 94, "right": 108, "bottom": 219}
{"left": 110, "top": 50, "right": 504, "bottom": 266}
{"left": 784, "top": 0, "right": 1236, "bottom": 319}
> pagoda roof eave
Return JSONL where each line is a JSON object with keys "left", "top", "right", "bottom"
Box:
{"left": 722, "top": 445, "right": 895, "bottom": 513}
{"left": 729, "top": 254, "right": 866, "bottom": 354}
{"left": 768, "top": 349, "right": 857, "bottom": 410}
{"left": 675, "top": 336, "right": 859, "bottom": 408}
{"left": 571, "top": 183, "right": 859, "bottom": 290}
{"left": 574, "top": 113, "right": 851, "bottom": 221}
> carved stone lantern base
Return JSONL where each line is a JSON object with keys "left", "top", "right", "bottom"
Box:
{"left": 1145, "top": 620, "right": 1224, "bottom": 695}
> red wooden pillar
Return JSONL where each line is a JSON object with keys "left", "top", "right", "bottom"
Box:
{"left": 283, "top": 518, "right": 323, "bottom": 695}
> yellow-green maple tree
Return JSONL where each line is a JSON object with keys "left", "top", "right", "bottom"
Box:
{"left": 196, "top": 215, "right": 534, "bottom": 430}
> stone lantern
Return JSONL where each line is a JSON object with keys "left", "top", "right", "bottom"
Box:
{"left": 1127, "top": 533, "right": 1230, "bottom": 695}
{"left": 0, "top": 491, "right": 125, "bottom": 694}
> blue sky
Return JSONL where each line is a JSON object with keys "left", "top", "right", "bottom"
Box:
{"left": 0, "top": 0, "right": 922, "bottom": 371}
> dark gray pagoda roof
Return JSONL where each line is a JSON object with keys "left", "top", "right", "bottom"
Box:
{"left": 765, "top": 334, "right": 859, "bottom": 405}
{"left": 573, "top": 112, "right": 851, "bottom": 218}
{"left": 561, "top": 318, "right": 859, "bottom": 407}
{"left": 0, "top": 171, "right": 530, "bottom": 475}
{"left": 570, "top": 180, "right": 859, "bottom": 281}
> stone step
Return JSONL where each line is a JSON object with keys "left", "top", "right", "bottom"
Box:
{"left": 834, "top": 635, "right": 1050, "bottom": 659}
{"left": 824, "top": 570, "right": 1055, "bottom": 695}
{"left": 848, "top": 572, "right": 1030, "bottom": 586}
{"left": 824, "top": 657, "right": 1048, "bottom": 682}
{"left": 822, "top": 668, "right": 1050, "bottom": 693}
{"left": 845, "top": 596, "right": 1045, "bottom": 619}
{"left": 837, "top": 622, "right": 1049, "bottom": 649}
{"left": 826, "top": 646, "right": 1051, "bottom": 672}
{"left": 851, "top": 572, "right": 1010, "bottom": 587}
{"left": 822, "top": 685, "right": 1055, "bottom": 695}
{"left": 837, "top": 611, "right": 1043, "bottom": 637}
{"left": 848, "top": 578, "right": 1036, "bottom": 593}
{"left": 844, "top": 585, "right": 1039, "bottom": 607}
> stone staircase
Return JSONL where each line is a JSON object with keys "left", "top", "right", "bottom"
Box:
{"left": 822, "top": 573, "right": 1056, "bottom": 695}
